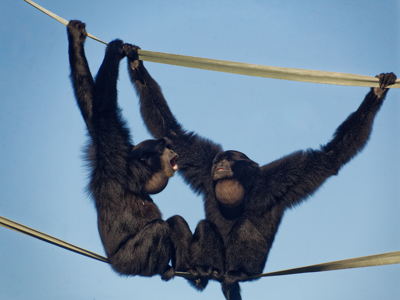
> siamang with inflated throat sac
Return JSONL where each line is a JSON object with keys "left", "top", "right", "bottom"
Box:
{"left": 123, "top": 44, "right": 397, "bottom": 300}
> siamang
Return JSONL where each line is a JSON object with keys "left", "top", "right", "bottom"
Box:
{"left": 124, "top": 45, "right": 397, "bottom": 299}
{"left": 67, "top": 21, "right": 192, "bottom": 280}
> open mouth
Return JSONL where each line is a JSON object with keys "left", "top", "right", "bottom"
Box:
{"left": 217, "top": 168, "right": 225, "bottom": 171}
{"left": 170, "top": 155, "right": 178, "bottom": 171}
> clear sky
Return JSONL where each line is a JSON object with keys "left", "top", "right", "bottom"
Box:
{"left": 1, "top": 0, "right": 399, "bottom": 299}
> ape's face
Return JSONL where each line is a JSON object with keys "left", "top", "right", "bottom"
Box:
{"left": 212, "top": 151, "right": 250, "bottom": 180}
{"left": 211, "top": 151, "right": 258, "bottom": 209}
{"left": 133, "top": 138, "right": 178, "bottom": 194}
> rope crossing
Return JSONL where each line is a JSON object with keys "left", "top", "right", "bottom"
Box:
{"left": 1, "top": 215, "right": 399, "bottom": 280}
{"left": 24, "top": 0, "right": 400, "bottom": 88}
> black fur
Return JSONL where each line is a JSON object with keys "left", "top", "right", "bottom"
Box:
{"left": 124, "top": 45, "right": 396, "bottom": 299}
{"left": 67, "top": 21, "right": 191, "bottom": 280}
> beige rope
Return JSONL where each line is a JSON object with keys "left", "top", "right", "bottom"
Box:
{"left": 137, "top": 50, "right": 400, "bottom": 88}
{"left": 1, "top": 215, "right": 399, "bottom": 280}
{"left": 0, "top": 215, "right": 108, "bottom": 263}
{"left": 250, "top": 250, "right": 400, "bottom": 279}
{"left": 24, "top": 0, "right": 106, "bottom": 45}
{"left": 24, "top": 0, "right": 399, "bottom": 88}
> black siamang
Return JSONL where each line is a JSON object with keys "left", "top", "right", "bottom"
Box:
{"left": 67, "top": 21, "right": 192, "bottom": 280}
{"left": 124, "top": 45, "right": 396, "bottom": 299}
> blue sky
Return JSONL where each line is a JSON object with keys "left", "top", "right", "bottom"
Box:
{"left": 1, "top": 0, "right": 399, "bottom": 299}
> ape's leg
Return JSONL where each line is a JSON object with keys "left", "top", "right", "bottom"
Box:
{"left": 166, "top": 215, "right": 192, "bottom": 272}
{"left": 189, "top": 219, "right": 225, "bottom": 290}
{"left": 108, "top": 219, "right": 174, "bottom": 279}
{"left": 222, "top": 218, "right": 269, "bottom": 300}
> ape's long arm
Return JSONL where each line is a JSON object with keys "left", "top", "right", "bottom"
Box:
{"left": 67, "top": 21, "right": 95, "bottom": 134}
{"left": 322, "top": 75, "right": 395, "bottom": 167}
{"left": 125, "top": 45, "right": 222, "bottom": 196}
{"left": 260, "top": 73, "right": 396, "bottom": 209}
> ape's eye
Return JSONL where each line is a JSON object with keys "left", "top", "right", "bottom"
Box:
{"left": 141, "top": 153, "right": 152, "bottom": 161}
{"left": 143, "top": 151, "right": 159, "bottom": 161}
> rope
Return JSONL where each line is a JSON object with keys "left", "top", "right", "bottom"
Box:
{"left": 0, "top": 215, "right": 108, "bottom": 263}
{"left": 24, "top": 0, "right": 106, "bottom": 45}
{"left": 249, "top": 250, "right": 400, "bottom": 279}
{"left": 24, "top": 0, "right": 400, "bottom": 88}
{"left": 1, "top": 215, "right": 399, "bottom": 280}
